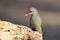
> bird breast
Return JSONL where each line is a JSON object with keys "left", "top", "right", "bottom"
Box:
{"left": 32, "top": 14, "right": 41, "bottom": 27}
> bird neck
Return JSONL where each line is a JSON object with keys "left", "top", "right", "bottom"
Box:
{"left": 31, "top": 12, "right": 39, "bottom": 17}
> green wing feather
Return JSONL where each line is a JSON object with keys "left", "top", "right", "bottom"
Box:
{"left": 40, "top": 15, "right": 44, "bottom": 33}
{"left": 41, "top": 22, "right": 44, "bottom": 33}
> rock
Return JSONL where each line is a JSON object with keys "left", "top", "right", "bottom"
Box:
{"left": 0, "top": 21, "right": 43, "bottom": 40}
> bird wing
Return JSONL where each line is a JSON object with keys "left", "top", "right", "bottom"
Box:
{"left": 40, "top": 15, "right": 44, "bottom": 33}
{"left": 30, "top": 19, "right": 44, "bottom": 33}
{"left": 41, "top": 22, "right": 44, "bottom": 33}
{"left": 30, "top": 15, "right": 44, "bottom": 33}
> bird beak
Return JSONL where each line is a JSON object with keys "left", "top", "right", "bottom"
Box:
{"left": 25, "top": 13, "right": 32, "bottom": 17}
{"left": 29, "top": 13, "right": 32, "bottom": 15}
{"left": 24, "top": 14, "right": 28, "bottom": 16}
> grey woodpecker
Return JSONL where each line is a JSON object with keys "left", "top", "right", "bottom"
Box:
{"left": 25, "top": 7, "right": 44, "bottom": 34}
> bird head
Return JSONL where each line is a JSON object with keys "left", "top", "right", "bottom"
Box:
{"left": 25, "top": 7, "right": 38, "bottom": 16}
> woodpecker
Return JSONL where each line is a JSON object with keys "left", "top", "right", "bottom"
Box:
{"left": 25, "top": 7, "right": 44, "bottom": 34}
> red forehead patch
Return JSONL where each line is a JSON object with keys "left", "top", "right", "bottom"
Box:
{"left": 27, "top": 8, "right": 32, "bottom": 13}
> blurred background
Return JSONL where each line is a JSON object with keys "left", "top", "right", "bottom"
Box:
{"left": 0, "top": 0, "right": 60, "bottom": 40}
